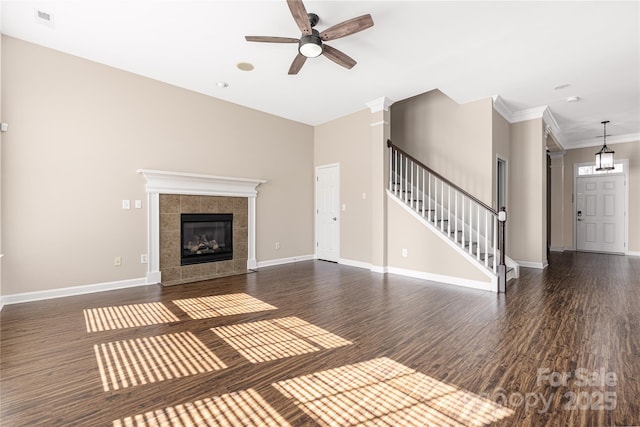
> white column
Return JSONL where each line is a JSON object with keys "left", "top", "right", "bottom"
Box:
{"left": 247, "top": 196, "right": 258, "bottom": 269}
{"left": 147, "top": 192, "right": 162, "bottom": 284}
{"left": 366, "top": 97, "right": 394, "bottom": 273}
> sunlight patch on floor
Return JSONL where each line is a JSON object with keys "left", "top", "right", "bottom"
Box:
{"left": 112, "top": 388, "right": 290, "bottom": 427}
{"left": 94, "top": 332, "right": 226, "bottom": 391}
{"left": 84, "top": 302, "right": 180, "bottom": 332}
{"left": 273, "top": 357, "right": 514, "bottom": 426}
{"left": 173, "top": 293, "right": 277, "bottom": 319}
{"left": 211, "top": 316, "right": 352, "bottom": 363}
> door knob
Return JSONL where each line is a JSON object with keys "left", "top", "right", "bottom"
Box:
{"left": 333, "top": 217, "right": 337, "bottom": 221}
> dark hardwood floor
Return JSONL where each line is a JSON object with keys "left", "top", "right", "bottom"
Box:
{"left": 1, "top": 251, "right": 639, "bottom": 426}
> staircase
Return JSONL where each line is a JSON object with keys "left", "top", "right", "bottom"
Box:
{"left": 387, "top": 140, "right": 515, "bottom": 292}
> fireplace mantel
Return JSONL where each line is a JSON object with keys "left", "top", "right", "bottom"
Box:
{"left": 138, "top": 169, "right": 266, "bottom": 284}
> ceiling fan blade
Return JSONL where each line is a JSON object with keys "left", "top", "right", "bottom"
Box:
{"left": 287, "top": 0, "right": 312, "bottom": 35}
{"left": 322, "top": 44, "right": 357, "bottom": 69}
{"left": 320, "top": 14, "right": 374, "bottom": 41}
{"left": 288, "top": 53, "right": 307, "bottom": 75}
{"left": 245, "top": 36, "right": 299, "bottom": 43}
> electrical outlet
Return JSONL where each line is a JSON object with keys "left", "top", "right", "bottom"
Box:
{"left": 122, "top": 200, "right": 130, "bottom": 209}
{"left": 140, "top": 254, "right": 148, "bottom": 264}
{"left": 134, "top": 200, "right": 142, "bottom": 209}
{"left": 402, "top": 248, "right": 408, "bottom": 257}
{"left": 114, "top": 256, "right": 122, "bottom": 266}
{"left": 275, "top": 242, "right": 280, "bottom": 250}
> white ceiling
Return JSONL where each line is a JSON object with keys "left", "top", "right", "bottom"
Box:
{"left": 2, "top": 1, "right": 639, "bottom": 149}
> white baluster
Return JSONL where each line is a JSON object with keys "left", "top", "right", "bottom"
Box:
{"left": 428, "top": 173, "right": 432, "bottom": 222}
{"left": 484, "top": 210, "right": 489, "bottom": 267}
{"left": 404, "top": 156, "right": 408, "bottom": 204}
{"left": 422, "top": 169, "right": 426, "bottom": 217}
{"left": 416, "top": 164, "right": 421, "bottom": 212}
{"left": 434, "top": 177, "right": 438, "bottom": 225}
{"left": 447, "top": 185, "right": 451, "bottom": 236}
{"left": 468, "top": 200, "right": 473, "bottom": 255}
{"left": 460, "top": 194, "right": 465, "bottom": 249}
{"left": 389, "top": 147, "right": 393, "bottom": 192}
{"left": 476, "top": 204, "right": 481, "bottom": 261}
{"left": 417, "top": 164, "right": 421, "bottom": 212}
{"left": 493, "top": 215, "right": 498, "bottom": 273}
{"left": 454, "top": 191, "right": 458, "bottom": 244}
{"left": 398, "top": 153, "right": 402, "bottom": 197}
{"left": 410, "top": 160, "right": 414, "bottom": 209}
{"left": 395, "top": 150, "right": 399, "bottom": 195}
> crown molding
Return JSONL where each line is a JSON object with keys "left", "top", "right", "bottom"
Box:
{"left": 566, "top": 133, "right": 640, "bottom": 150}
{"left": 492, "top": 95, "right": 513, "bottom": 122}
{"left": 366, "top": 97, "right": 394, "bottom": 113}
{"left": 511, "top": 105, "right": 548, "bottom": 123}
{"left": 542, "top": 108, "right": 566, "bottom": 150}
{"left": 492, "top": 95, "right": 548, "bottom": 123}
{"left": 493, "top": 95, "right": 566, "bottom": 149}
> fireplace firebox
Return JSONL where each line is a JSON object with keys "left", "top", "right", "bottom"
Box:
{"left": 181, "top": 213, "right": 233, "bottom": 266}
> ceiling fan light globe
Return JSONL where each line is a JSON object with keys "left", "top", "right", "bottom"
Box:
{"left": 299, "top": 34, "right": 323, "bottom": 58}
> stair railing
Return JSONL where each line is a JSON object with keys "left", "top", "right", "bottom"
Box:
{"left": 387, "top": 139, "right": 507, "bottom": 291}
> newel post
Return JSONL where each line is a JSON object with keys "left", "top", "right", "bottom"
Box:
{"left": 498, "top": 206, "right": 507, "bottom": 293}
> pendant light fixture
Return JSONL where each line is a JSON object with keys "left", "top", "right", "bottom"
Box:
{"left": 595, "top": 120, "right": 615, "bottom": 171}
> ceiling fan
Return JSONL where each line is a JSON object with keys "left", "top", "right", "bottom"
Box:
{"left": 245, "top": 0, "right": 374, "bottom": 75}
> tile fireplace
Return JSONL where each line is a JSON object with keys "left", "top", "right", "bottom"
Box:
{"left": 138, "top": 169, "right": 265, "bottom": 286}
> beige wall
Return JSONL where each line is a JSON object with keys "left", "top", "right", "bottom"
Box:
{"left": 509, "top": 118, "right": 547, "bottom": 266}
{"left": 1, "top": 36, "right": 314, "bottom": 295}
{"left": 387, "top": 196, "right": 489, "bottom": 283}
{"left": 492, "top": 109, "right": 511, "bottom": 209}
{"left": 314, "top": 108, "right": 372, "bottom": 264}
{"left": 391, "top": 90, "right": 494, "bottom": 205}
{"left": 560, "top": 140, "right": 640, "bottom": 252}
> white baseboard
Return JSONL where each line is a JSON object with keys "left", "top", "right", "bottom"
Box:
{"left": 386, "top": 266, "right": 495, "bottom": 292}
{"left": 549, "top": 247, "right": 565, "bottom": 252}
{"left": 627, "top": 251, "right": 640, "bottom": 257}
{"left": 0, "top": 277, "right": 148, "bottom": 307}
{"left": 338, "top": 258, "right": 373, "bottom": 270}
{"left": 514, "top": 260, "right": 548, "bottom": 269}
{"left": 370, "top": 265, "right": 388, "bottom": 274}
{"left": 256, "top": 254, "right": 315, "bottom": 269}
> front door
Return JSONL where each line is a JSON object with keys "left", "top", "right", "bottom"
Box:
{"left": 316, "top": 164, "right": 339, "bottom": 262}
{"left": 576, "top": 174, "right": 625, "bottom": 253}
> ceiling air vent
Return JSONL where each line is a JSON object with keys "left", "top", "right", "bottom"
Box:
{"left": 34, "top": 9, "right": 55, "bottom": 28}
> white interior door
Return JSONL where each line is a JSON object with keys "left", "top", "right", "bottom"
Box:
{"left": 576, "top": 174, "right": 625, "bottom": 253}
{"left": 316, "top": 165, "right": 339, "bottom": 262}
